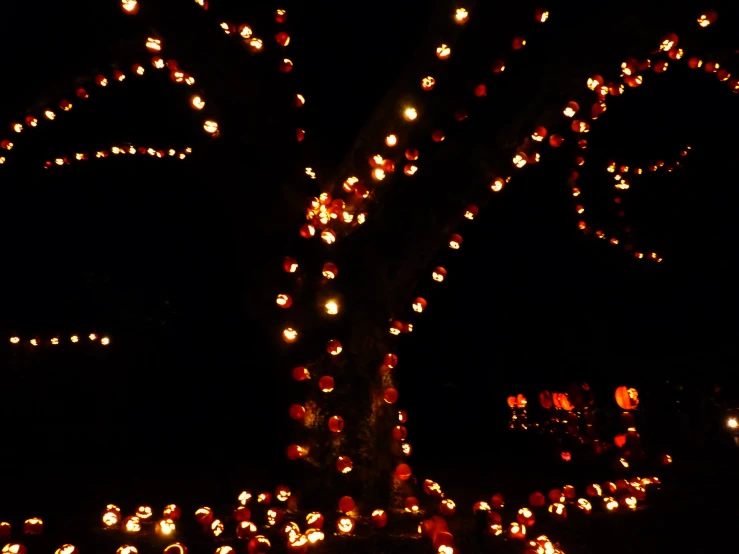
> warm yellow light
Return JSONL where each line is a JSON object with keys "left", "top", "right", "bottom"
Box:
{"left": 9, "top": 336, "right": 20, "bottom": 344}
{"left": 30, "top": 339, "right": 38, "bottom": 346}
{"left": 421, "top": 76, "right": 436, "bottom": 90}
{"left": 436, "top": 44, "right": 451, "bottom": 59}
{"left": 203, "top": 120, "right": 219, "bottom": 134}
{"left": 101, "top": 337, "right": 110, "bottom": 346}
{"left": 697, "top": 13, "right": 714, "bottom": 27}
{"left": 71, "top": 335, "right": 79, "bottom": 343}
{"left": 454, "top": 8, "right": 469, "bottom": 24}
{"left": 372, "top": 168, "right": 386, "bottom": 181}
{"left": 191, "top": 96, "right": 206, "bottom": 110}
{"left": 121, "top": 0, "right": 139, "bottom": 13}
{"left": 125, "top": 516, "right": 141, "bottom": 532}
{"left": 283, "top": 328, "right": 298, "bottom": 342}
{"left": 321, "top": 229, "right": 337, "bottom": 244}
{"left": 249, "top": 38, "right": 264, "bottom": 52}
{"left": 325, "top": 300, "right": 339, "bottom": 315}
{"left": 89, "top": 333, "right": 97, "bottom": 341}
{"left": 157, "top": 519, "right": 176, "bottom": 535}
{"left": 51, "top": 338, "right": 59, "bottom": 345}
{"left": 146, "top": 37, "right": 162, "bottom": 51}
{"left": 44, "top": 110, "right": 56, "bottom": 120}
{"left": 211, "top": 520, "right": 224, "bottom": 536}
{"left": 728, "top": 417, "right": 738, "bottom": 429}
{"left": 403, "top": 107, "right": 418, "bottom": 121}
{"left": 102, "top": 508, "right": 119, "bottom": 527}
{"left": 306, "top": 529, "right": 325, "bottom": 544}
{"left": 385, "top": 134, "right": 398, "bottom": 147}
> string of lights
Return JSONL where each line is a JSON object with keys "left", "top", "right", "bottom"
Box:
{"left": 562, "top": 11, "right": 733, "bottom": 260}
{"left": 8, "top": 333, "right": 110, "bottom": 346}
{"left": 43, "top": 145, "right": 192, "bottom": 169}
{"left": 0, "top": 47, "right": 210, "bottom": 168}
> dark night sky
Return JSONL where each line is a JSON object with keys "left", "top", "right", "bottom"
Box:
{"left": 1, "top": 0, "right": 738, "bottom": 516}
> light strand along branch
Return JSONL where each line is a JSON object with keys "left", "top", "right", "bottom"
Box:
{"left": 42, "top": 144, "right": 192, "bottom": 169}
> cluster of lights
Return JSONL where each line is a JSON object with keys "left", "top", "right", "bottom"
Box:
{"left": 417, "top": 385, "right": 666, "bottom": 553}
{"left": 562, "top": 11, "right": 732, "bottom": 260}
{"left": 8, "top": 334, "right": 110, "bottom": 346}
{"left": 293, "top": 5, "right": 513, "bottom": 246}
{"left": 506, "top": 385, "right": 667, "bottom": 470}
{"left": 94, "top": 493, "right": 332, "bottom": 553}
{"left": 43, "top": 145, "right": 192, "bottom": 168}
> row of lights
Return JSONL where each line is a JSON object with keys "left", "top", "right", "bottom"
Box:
{"left": 44, "top": 145, "right": 192, "bottom": 168}
{"left": 97, "top": 492, "right": 332, "bottom": 553}
{"left": 8, "top": 334, "right": 110, "bottom": 346}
